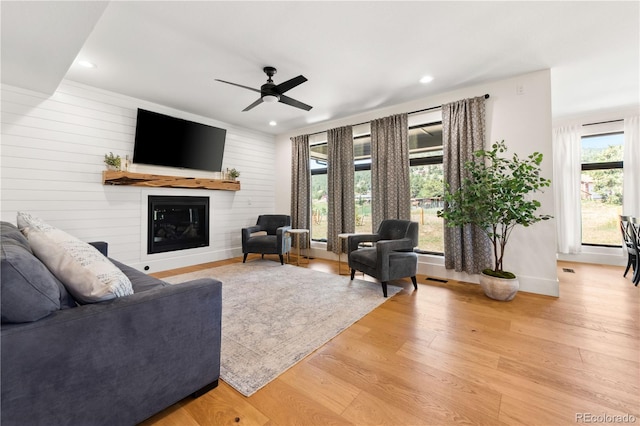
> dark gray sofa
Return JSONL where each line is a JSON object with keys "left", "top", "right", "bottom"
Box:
{"left": 0, "top": 221, "right": 222, "bottom": 426}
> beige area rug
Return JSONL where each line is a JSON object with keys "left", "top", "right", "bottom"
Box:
{"left": 163, "top": 259, "right": 402, "bottom": 396}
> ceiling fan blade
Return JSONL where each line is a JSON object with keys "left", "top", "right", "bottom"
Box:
{"left": 279, "top": 94, "right": 312, "bottom": 111}
{"left": 215, "top": 79, "right": 261, "bottom": 94}
{"left": 275, "top": 75, "right": 307, "bottom": 94}
{"left": 242, "top": 98, "right": 264, "bottom": 112}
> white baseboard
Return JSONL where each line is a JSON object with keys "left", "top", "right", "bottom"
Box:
{"left": 127, "top": 247, "right": 240, "bottom": 273}
{"left": 140, "top": 244, "right": 564, "bottom": 297}
{"left": 418, "top": 255, "right": 559, "bottom": 297}
{"left": 557, "top": 246, "right": 626, "bottom": 267}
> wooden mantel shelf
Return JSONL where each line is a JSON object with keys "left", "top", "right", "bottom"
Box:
{"left": 102, "top": 170, "right": 240, "bottom": 191}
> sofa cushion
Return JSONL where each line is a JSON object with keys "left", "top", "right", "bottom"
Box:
{"left": 349, "top": 247, "right": 377, "bottom": 268}
{"left": 17, "top": 212, "right": 134, "bottom": 304}
{"left": 110, "top": 258, "right": 169, "bottom": 293}
{"left": 1, "top": 232, "right": 62, "bottom": 323}
{"left": 245, "top": 234, "right": 278, "bottom": 250}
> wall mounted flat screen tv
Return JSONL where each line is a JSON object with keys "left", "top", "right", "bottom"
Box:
{"left": 133, "top": 108, "right": 226, "bottom": 172}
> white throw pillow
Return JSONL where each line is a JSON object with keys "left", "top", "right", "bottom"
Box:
{"left": 17, "top": 212, "right": 133, "bottom": 304}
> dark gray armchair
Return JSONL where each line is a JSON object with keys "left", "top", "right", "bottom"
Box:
{"left": 348, "top": 219, "right": 419, "bottom": 297}
{"left": 242, "top": 215, "right": 291, "bottom": 265}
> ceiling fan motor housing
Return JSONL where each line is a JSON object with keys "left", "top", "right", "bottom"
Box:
{"left": 262, "top": 67, "right": 280, "bottom": 100}
{"left": 261, "top": 82, "right": 278, "bottom": 95}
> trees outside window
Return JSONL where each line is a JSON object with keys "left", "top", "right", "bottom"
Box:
{"left": 311, "top": 123, "right": 627, "bottom": 250}
{"left": 309, "top": 121, "right": 446, "bottom": 253}
{"left": 580, "top": 132, "right": 624, "bottom": 246}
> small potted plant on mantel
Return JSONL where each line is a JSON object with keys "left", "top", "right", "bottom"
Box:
{"left": 226, "top": 168, "right": 240, "bottom": 181}
{"left": 104, "top": 152, "right": 121, "bottom": 171}
{"left": 437, "top": 140, "right": 552, "bottom": 301}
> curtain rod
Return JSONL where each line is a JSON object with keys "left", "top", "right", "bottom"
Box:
{"left": 582, "top": 119, "right": 623, "bottom": 127}
{"left": 306, "top": 94, "right": 490, "bottom": 137}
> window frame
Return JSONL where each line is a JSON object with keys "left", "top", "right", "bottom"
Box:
{"left": 308, "top": 121, "right": 446, "bottom": 254}
{"left": 579, "top": 131, "right": 624, "bottom": 248}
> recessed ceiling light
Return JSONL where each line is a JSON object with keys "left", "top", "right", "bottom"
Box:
{"left": 78, "top": 60, "right": 97, "bottom": 69}
{"left": 269, "top": 121, "right": 277, "bottom": 126}
{"left": 419, "top": 75, "right": 434, "bottom": 84}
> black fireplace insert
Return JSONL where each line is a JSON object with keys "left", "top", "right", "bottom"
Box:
{"left": 148, "top": 196, "right": 209, "bottom": 254}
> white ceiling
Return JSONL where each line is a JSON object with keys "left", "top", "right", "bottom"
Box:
{"left": 2, "top": 1, "right": 638, "bottom": 135}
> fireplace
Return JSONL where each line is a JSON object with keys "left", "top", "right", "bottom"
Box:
{"left": 148, "top": 196, "right": 209, "bottom": 254}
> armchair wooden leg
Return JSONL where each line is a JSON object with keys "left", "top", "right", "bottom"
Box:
{"left": 243, "top": 253, "right": 248, "bottom": 263}
{"left": 381, "top": 282, "right": 388, "bottom": 297}
{"left": 350, "top": 269, "right": 356, "bottom": 280}
{"left": 411, "top": 276, "right": 418, "bottom": 291}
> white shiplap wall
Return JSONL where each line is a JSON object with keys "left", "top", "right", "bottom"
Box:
{"left": 1, "top": 80, "right": 277, "bottom": 272}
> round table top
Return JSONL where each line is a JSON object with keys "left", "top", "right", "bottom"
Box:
{"left": 287, "top": 228, "right": 309, "bottom": 234}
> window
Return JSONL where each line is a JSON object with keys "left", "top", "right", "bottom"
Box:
{"left": 310, "top": 145, "right": 328, "bottom": 242}
{"left": 309, "top": 134, "right": 372, "bottom": 241}
{"left": 580, "top": 132, "right": 624, "bottom": 246}
{"left": 409, "top": 122, "right": 444, "bottom": 253}
{"left": 309, "top": 121, "right": 445, "bottom": 253}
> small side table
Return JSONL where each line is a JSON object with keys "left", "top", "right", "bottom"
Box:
{"left": 287, "top": 229, "right": 310, "bottom": 266}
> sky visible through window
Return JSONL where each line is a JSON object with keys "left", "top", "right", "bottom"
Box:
{"left": 582, "top": 133, "right": 623, "bottom": 149}
{"left": 581, "top": 133, "right": 624, "bottom": 162}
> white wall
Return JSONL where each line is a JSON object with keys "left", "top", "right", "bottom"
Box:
{"left": 275, "top": 69, "right": 559, "bottom": 297}
{"left": 1, "top": 80, "right": 276, "bottom": 272}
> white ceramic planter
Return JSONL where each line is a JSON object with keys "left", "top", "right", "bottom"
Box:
{"left": 479, "top": 272, "right": 519, "bottom": 301}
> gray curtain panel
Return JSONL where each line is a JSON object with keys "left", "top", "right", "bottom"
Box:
{"left": 290, "top": 134, "right": 310, "bottom": 248}
{"left": 327, "top": 126, "right": 355, "bottom": 254}
{"left": 442, "top": 96, "right": 492, "bottom": 274}
{"left": 371, "top": 113, "right": 411, "bottom": 232}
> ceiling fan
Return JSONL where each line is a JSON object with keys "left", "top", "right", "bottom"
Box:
{"left": 215, "top": 66, "right": 312, "bottom": 112}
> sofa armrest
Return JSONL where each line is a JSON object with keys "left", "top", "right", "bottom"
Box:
{"left": 88, "top": 241, "right": 108, "bottom": 257}
{"left": 375, "top": 238, "right": 414, "bottom": 254}
{"left": 276, "top": 225, "right": 292, "bottom": 253}
{"left": 376, "top": 237, "right": 414, "bottom": 262}
{"left": 375, "top": 238, "right": 416, "bottom": 282}
{"left": 276, "top": 225, "right": 292, "bottom": 236}
{"left": 348, "top": 233, "right": 380, "bottom": 253}
{"left": 1, "top": 278, "right": 222, "bottom": 426}
{"left": 242, "top": 225, "right": 262, "bottom": 245}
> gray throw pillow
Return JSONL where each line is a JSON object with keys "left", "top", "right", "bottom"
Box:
{"left": 1, "top": 239, "right": 62, "bottom": 323}
{"left": 1, "top": 221, "right": 32, "bottom": 253}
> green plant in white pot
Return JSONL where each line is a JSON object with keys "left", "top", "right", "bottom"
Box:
{"left": 104, "top": 152, "right": 121, "bottom": 171}
{"left": 227, "top": 168, "right": 240, "bottom": 180}
{"left": 438, "top": 140, "right": 552, "bottom": 301}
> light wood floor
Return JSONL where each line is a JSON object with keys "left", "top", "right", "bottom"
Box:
{"left": 141, "top": 255, "right": 639, "bottom": 426}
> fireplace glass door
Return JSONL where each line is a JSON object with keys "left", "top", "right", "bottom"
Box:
{"left": 148, "top": 196, "right": 209, "bottom": 254}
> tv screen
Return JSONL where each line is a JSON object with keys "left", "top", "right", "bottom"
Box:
{"left": 133, "top": 108, "right": 226, "bottom": 172}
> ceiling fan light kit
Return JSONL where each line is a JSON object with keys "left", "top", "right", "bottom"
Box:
{"left": 216, "top": 66, "right": 312, "bottom": 112}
